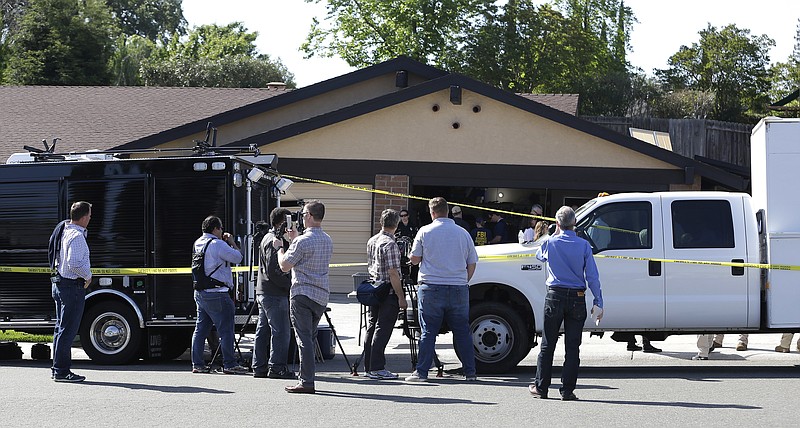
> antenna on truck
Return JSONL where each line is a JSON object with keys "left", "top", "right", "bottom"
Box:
{"left": 22, "top": 138, "right": 65, "bottom": 161}
{"left": 19, "top": 123, "right": 262, "bottom": 162}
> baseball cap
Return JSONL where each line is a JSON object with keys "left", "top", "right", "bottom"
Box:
{"left": 451, "top": 206, "right": 462, "bottom": 215}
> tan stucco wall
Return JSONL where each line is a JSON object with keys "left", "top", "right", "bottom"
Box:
{"left": 260, "top": 89, "right": 677, "bottom": 170}
{"left": 157, "top": 73, "right": 404, "bottom": 150}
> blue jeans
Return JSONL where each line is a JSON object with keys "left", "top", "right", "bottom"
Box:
{"left": 290, "top": 295, "right": 325, "bottom": 387}
{"left": 416, "top": 283, "right": 475, "bottom": 378}
{"left": 535, "top": 288, "right": 587, "bottom": 397}
{"left": 364, "top": 293, "right": 400, "bottom": 372}
{"left": 51, "top": 278, "right": 86, "bottom": 377}
{"left": 191, "top": 290, "right": 237, "bottom": 369}
{"left": 253, "top": 294, "right": 291, "bottom": 374}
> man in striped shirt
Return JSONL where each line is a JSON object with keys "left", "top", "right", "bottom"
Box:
{"left": 51, "top": 201, "right": 92, "bottom": 383}
{"left": 277, "top": 200, "right": 333, "bottom": 394}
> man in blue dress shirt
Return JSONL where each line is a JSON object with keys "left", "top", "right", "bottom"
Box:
{"left": 529, "top": 206, "right": 603, "bottom": 401}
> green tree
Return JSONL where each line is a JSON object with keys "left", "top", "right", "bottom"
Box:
{"left": 767, "top": 19, "right": 800, "bottom": 116}
{"left": 3, "top": 0, "right": 116, "bottom": 85}
{"left": 301, "top": 0, "right": 490, "bottom": 70}
{"left": 106, "top": 0, "right": 186, "bottom": 42}
{"left": 656, "top": 24, "right": 774, "bottom": 122}
{"left": 141, "top": 23, "right": 295, "bottom": 88}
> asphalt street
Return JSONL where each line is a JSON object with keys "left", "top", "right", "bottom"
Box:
{"left": 2, "top": 294, "right": 799, "bottom": 427}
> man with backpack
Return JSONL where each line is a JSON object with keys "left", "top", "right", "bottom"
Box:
{"left": 252, "top": 208, "right": 295, "bottom": 379}
{"left": 190, "top": 215, "right": 247, "bottom": 374}
{"left": 49, "top": 201, "right": 92, "bottom": 382}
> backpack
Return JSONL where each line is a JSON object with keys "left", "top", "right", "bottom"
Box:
{"left": 191, "top": 239, "right": 225, "bottom": 290}
{"left": 48, "top": 220, "right": 69, "bottom": 272}
{"left": 262, "top": 232, "right": 291, "bottom": 289}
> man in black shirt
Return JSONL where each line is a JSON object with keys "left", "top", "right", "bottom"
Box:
{"left": 252, "top": 208, "right": 295, "bottom": 379}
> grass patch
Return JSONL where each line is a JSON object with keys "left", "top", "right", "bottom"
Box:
{"left": 0, "top": 330, "right": 52, "bottom": 343}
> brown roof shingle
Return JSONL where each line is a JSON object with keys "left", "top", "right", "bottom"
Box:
{"left": 516, "top": 93, "right": 579, "bottom": 116}
{"left": 0, "top": 85, "right": 289, "bottom": 161}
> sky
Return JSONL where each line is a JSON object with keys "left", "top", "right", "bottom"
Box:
{"left": 181, "top": 0, "right": 800, "bottom": 88}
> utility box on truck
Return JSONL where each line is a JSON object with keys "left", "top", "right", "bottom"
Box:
{"left": 750, "top": 117, "right": 800, "bottom": 328}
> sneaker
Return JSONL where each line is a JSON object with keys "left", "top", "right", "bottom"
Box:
{"left": 253, "top": 371, "right": 268, "bottom": 378}
{"left": 775, "top": 345, "right": 790, "bottom": 353}
{"left": 53, "top": 372, "right": 85, "bottom": 383}
{"left": 368, "top": 369, "right": 399, "bottom": 380}
{"left": 267, "top": 368, "right": 296, "bottom": 379}
{"left": 691, "top": 355, "right": 709, "bottom": 360}
{"left": 192, "top": 366, "right": 211, "bottom": 374}
{"left": 712, "top": 341, "right": 723, "bottom": 350}
{"left": 465, "top": 375, "right": 478, "bottom": 381}
{"left": 404, "top": 371, "right": 428, "bottom": 382}
{"left": 222, "top": 365, "right": 249, "bottom": 375}
{"left": 736, "top": 342, "right": 747, "bottom": 351}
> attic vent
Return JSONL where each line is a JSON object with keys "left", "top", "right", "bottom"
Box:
{"left": 266, "top": 82, "right": 286, "bottom": 90}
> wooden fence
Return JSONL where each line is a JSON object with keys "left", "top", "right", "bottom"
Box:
{"left": 582, "top": 117, "right": 753, "bottom": 168}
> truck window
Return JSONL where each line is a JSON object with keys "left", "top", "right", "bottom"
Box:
{"left": 577, "top": 201, "right": 652, "bottom": 252}
{"left": 671, "top": 200, "right": 734, "bottom": 248}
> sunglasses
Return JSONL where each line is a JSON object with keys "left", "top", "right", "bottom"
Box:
{"left": 400, "top": 213, "right": 409, "bottom": 217}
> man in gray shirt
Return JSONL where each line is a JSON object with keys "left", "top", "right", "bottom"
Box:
{"left": 405, "top": 197, "right": 478, "bottom": 382}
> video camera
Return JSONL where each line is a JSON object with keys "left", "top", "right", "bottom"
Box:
{"left": 276, "top": 200, "right": 305, "bottom": 239}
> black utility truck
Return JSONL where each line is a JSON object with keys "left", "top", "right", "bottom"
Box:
{"left": 0, "top": 143, "right": 283, "bottom": 364}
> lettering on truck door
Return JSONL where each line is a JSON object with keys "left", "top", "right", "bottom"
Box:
{"left": 576, "top": 197, "right": 665, "bottom": 329}
{"left": 661, "top": 196, "right": 749, "bottom": 328}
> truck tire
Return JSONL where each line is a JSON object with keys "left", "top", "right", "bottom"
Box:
{"left": 469, "top": 301, "right": 530, "bottom": 374}
{"left": 80, "top": 301, "right": 142, "bottom": 365}
{"left": 145, "top": 330, "right": 191, "bottom": 361}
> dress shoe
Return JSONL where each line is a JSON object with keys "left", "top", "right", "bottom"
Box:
{"left": 253, "top": 371, "right": 268, "bottom": 378}
{"left": 642, "top": 344, "right": 662, "bottom": 353}
{"left": 561, "top": 392, "right": 579, "bottom": 401}
{"left": 285, "top": 383, "right": 315, "bottom": 394}
{"left": 626, "top": 343, "right": 642, "bottom": 351}
{"left": 711, "top": 341, "right": 723, "bottom": 350}
{"left": 528, "top": 384, "right": 547, "bottom": 399}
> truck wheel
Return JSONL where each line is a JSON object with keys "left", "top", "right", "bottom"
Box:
{"left": 151, "top": 330, "right": 191, "bottom": 361}
{"left": 80, "top": 302, "right": 142, "bottom": 365}
{"left": 469, "top": 302, "right": 530, "bottom": 374}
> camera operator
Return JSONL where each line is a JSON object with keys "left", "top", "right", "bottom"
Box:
{"left": 275, "top": 200, "right": 333, "bottom": 394}
{"left": 190, "top": 215, "right": 247, "bottom": 374}
{"left": 253, "top": 208, "right": 296, "bottom": 379}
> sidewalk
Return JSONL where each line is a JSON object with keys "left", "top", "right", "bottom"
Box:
{"left": 12, "top": 293, "right": 800, "bottom": 372}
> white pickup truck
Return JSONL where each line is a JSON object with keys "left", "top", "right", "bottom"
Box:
{"left": 468, "top": 117, "right": 800, "bottom": 373}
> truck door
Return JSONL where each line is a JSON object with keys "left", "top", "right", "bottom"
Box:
{"left": 661, "top": 195, "right": 749, "bottom": 328}
{"left": 576, "top": 197, "right": 665, "bottom": 329}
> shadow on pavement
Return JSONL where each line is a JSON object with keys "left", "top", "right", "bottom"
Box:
{"left": 79, "top": 380, "right": 233, "bottom": 394}
{"left": 314, "top": 389, "right": 496, "bottom": 405}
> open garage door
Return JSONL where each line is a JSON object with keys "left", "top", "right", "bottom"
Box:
{"left": 282, "top": 182, "right": 373, "bottom": 294}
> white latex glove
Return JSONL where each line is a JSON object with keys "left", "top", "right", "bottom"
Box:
{"left": 591, "top": 305, "right": 604, "bottom": 325}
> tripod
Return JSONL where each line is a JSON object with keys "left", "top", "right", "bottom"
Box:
{"left": 323, "top": 308, "right": 356, "bottom": 375}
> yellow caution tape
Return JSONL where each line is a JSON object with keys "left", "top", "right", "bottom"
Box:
{"left": 0, "top": 263, "right": 369, "bottom": 275}
{"left": 280, "top": 173, "right": 554, "bottom": 222}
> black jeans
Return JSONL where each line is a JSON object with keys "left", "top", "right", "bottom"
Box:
{"left": 363, "top": 293, "right": 400, "bottom": 372}
{"left": 534, "top": 287, "right": 587, "bottom": 397}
